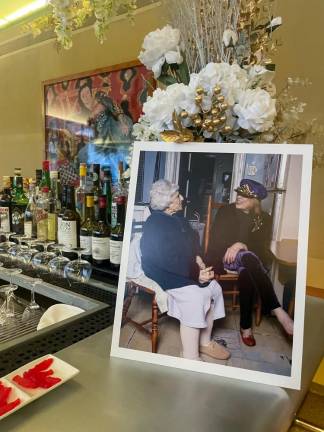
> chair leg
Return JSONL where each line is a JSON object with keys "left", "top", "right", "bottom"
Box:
{"left": 255, "top": 295, "right": 262, "bottom": 327}
{"left": 122, "top": 283, "right": 136, "bottom": 326}
{"left": 151, "top": 297, "right": 159, "bottom": 353}
{"left": 232, "top": 283, "right": 238, "bottom": 311}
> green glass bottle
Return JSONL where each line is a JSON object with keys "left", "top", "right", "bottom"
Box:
{"left": 11, "top": 176, "right": 28, "bottom": 235}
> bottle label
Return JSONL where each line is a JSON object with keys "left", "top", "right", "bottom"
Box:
{"left": 92, "top": 237, "right": 110, "bottom": 260}
{"left": 61, "top": 220, "right": 78, "bottom": 252}
{"left": 24, "top": 221, "right": 32, "bottom": 237}
{"left": 110, "top": 239, "right": 122, "bottom": 265}
{"left": 48, "top": 213, "right": 57, "bottom": 241}
{"left": 37, "top": 219, "right": 48, "bottom": 240}
{"left": 11, "top": 205, "right": 26, "bottom": 235}
{"left": 0, "top": 206, "right": 10, "bottom": 232}
{"left": 111, "top": 202, "right": 117, "bottom": 228}
{"left": 80, "top": 235, "right": 92, "bottom": 256}
{"left": 57, "top": 216, "right": 62, "bottom": 244}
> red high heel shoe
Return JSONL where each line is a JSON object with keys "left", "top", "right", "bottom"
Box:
{"left": 240, "top": 329, "right": 256, "bottom": 347}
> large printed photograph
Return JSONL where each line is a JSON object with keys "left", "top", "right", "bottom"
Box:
{"left": 111, "top": 142, "right": 312, "bottom": 389}
{"left": 44, "top": 61, "right": 152, "bottom": 184}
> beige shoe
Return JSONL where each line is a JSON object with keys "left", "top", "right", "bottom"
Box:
{"left": 199, "top": 341, "right": 231, "bottom": 360}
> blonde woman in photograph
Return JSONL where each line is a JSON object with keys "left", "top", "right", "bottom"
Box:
{"left": 140, "top": 180, "right": 230, "bottom": 361}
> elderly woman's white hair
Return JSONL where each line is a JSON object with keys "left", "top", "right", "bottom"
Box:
{"left": 150, "top": 179, "right": 179, "bottom": 211}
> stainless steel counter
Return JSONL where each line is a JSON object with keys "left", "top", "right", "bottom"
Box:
{"left": 2, "top": 296, "right": 324, "bottom": 432}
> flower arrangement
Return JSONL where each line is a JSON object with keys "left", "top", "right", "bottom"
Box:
{"left": 133, "top": 0, "right": 324, "bottom": 165}
{"left": 24, "top": 0, "right": 137, "bottom": 50}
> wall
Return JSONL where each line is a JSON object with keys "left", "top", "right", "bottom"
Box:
{"left": 0, "top": 3, "right": 166, "bottom": 178}
{"left": 275, "top": 0, "right": 324, "bottom": 261}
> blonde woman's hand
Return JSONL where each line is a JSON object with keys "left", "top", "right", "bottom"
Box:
{"left": 223, "top": 242, "right": 248, "bottom": 264}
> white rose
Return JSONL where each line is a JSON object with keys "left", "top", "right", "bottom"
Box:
{"left": 222, "top": 29, "right": 238, "bottom": 47}
{"left": 138, "top": 25, "right": 183, "bottom": 78}
{"left": 233, "top": 88, "right": 276, "bottom": 133}
{"left": 189, "top": 62, "right": 248, "bottom": 106}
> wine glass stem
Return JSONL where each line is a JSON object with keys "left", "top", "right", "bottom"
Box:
{"left": 31, "top": 288, "right": 35, "bottom": 304}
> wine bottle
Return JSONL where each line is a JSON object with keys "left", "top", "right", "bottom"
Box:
{"left": 92, "top": 196, "right": 110, "bottom": 266}
{"left": 102, "top": 167, "right": 113, "bottom": 225}
{"left": 57, "top": 185, "right": 68, "bottom": 245}
{"left": 110, "top": 195, "right": 126, "bottom": 269}
{"left": 24, "top": 183, "right": 37, "bottom": 238}
{"left": 39, "top": 160, "right": 51, "bottom": 190}
{"left": 80, "top": 194, "right": 96, "bottom": 260}
{"left": 61, "top": 185, "right": 80, "bottom": 254}
{"left": 36, "top": 187, "right": 49, "bottom": 241}
{"left": 48, "top": 173, "right": 60, "bottom": 242}
{"left": 11, "top": 176, "right": 28, "bottom": 235}
{"left": 0, "top": 176, "right": 12, "bottom": 232}
{"left": 91, "top": 164, "right": 101, "bottom": 221}
{"left": 75, "top": 163, "right": 87, "bottom": 221}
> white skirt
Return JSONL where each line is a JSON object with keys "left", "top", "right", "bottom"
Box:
{"left": 167, "top": 279, "right": 225, "bottom": 328}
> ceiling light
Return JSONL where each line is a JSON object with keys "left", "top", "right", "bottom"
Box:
{"left": 0, "top": 0, "right": 48, "bottom": 28}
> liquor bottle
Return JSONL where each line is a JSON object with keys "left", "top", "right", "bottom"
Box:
{"left": 11, "top": 176, "right": 28, "bottom": 235}
{"left": 35, "top": 169, "right": 42, "bottom": 199}
{"left": 0, "top": 177, "right": 12, "bottom": 232}
{"left": 80, "top": 194, "right": 96, "bottom": 260}
{"left": 91, "top": 164, "right": 101, "bottom": 221}
{"left": 11, "top": 168, "right": 22, "bottom": 200}
{"left": 102, "top": 167, "right": 113, "bottom": 225}
{"left": 24, "top": 183, "right": 37, "bottom": 238}
{"left": 47, "top": 173, "right": 60, "bottom": 242}
{"left": 110, "top": 195, "right": 126, "bottom": 269}
{"left": 61, "top": 185, "right": 80, "bottom": 254}
{"left": 39, "top": 160, "right": 51, "bottom": 190}
{"left": 75, "top": 163, "right": 87, "bottom": 221}
{"left": 57, "top": 185, "right": 68, "bottom": 245}
{"left": 92, "top": 196, "right": 110, "bottom": 266}
{"left": 36, "top": 187, "right": 49, "bottom": 241}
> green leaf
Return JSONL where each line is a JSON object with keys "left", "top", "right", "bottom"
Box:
{"left": 177, "top": 60, "right": 190, "bottom": 85}
{"left": 158, "top": 74, "right": 178, "bottom": 86}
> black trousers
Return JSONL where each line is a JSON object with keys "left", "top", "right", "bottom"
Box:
{"left": 238, "top": 253, "right": 281, "bottom": 329}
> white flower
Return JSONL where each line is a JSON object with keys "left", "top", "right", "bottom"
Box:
{"left": 222, "top": 29, "right": 238, "bottom": 47}
{"left": 138, "top": 25, "right": 183, "bottom": 78}
{"left": 189, "top": 62, "right": 248, "bottom": 106}
{"left": 267, "top": 16, "right": 282, "bottom": 29}
{"left": 233, "top": 88, "right": 277, "bottom": 133}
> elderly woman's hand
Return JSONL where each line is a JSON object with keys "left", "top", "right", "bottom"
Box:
{"left": 196, "top": 256, "right": 206, "bottom": 270}
{"left": 223, "top": 242, "right": 248, "bottom": 264}
{"left": 199, "top": 267, "right": 214, "bottom": 284}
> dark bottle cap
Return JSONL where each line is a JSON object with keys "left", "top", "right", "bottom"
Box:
{"left": 99, "top": 196, "right": 107, "bottom": 208}
{"left": 42, "top": 160, "right": 50, "bottom": 171}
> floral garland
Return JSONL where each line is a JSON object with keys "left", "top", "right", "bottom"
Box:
{"left": 24, "top": 0, "right": 137, "bottom": 50}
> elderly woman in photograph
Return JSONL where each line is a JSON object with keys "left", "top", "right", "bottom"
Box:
{"left": 140, "top": 179, "right": 230, "bottom": 361}
{"left": 206, "top": 179, "right": 294, "bottom": 347}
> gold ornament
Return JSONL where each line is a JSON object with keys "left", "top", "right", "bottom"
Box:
{"left": 207, "top": 126, "right": 214, "bottom": 133}
{"left": 219, "top": 115, "right": 226, "bottom": 123}
{"left": 211, "top": 107, "right": 219, "bottom": 116}
{"left": 180, "top": 110, "right": 189, "bottom": 119}
{"left": 194, "top": 118, "right": 203, "bottom": 127}
{"left": 212, "top": 118, "right": 221, "bottom": 126}
{"left": 204, "top": 118, "right": 212, "bottom": 126}
{"left": 213, "top": 86, "right": 221, "bottom": 95}
{"left": 196, "top": 87, "right": 204, "bottom": 95}
{"left": 217, "top": 95, "right": 225, "bottom": 103}
{"left": 161, "top": 111, "right": 194, "bottom": 143}
{"left": 222, "top": 126, "right": 232, "bottom": 134}
{"left": 220, "top": 103, "right": 228, "bottom": 111}
{"left": 195, "top": 95, "right": 203, "bottom": 104}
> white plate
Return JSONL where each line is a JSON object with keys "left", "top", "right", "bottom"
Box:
{"left": 1, "top": 354, "right": 79, "bottom": 418}
{"left": 0, "top": 378, "right": 30, "bottom": 420}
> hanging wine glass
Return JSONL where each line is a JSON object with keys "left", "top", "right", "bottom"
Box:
{"left": 7, "top": 234, "right": 28, "bottom": 262}
{"left": 16, "top": 238, "right": 39, "bottom": 266}
{"left": 0, "top": 268, "right": 23, "bottom": 321}
{"left": 31, "top": 241, "right": 56, "bottom": 273}
{"left": 48, "top": 244, "right": 70, "bottom": 277}
{"left": 64, "top": 247, "right": 92, "bottom": 285}
{"left": 0, "top": 231, "right": 16, "bottom": 259}
{"left": 22, "top": 278, "right": 43, "bottom": 321}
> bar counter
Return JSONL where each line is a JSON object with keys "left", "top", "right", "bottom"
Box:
{"left": 2, "top": 296, "right": 324, "bottom": 432}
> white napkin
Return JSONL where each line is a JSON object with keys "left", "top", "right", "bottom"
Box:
{"left": 37, "top": 304, "right": 85, "bottom": 330}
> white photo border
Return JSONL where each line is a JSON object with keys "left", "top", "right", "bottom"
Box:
{"left": 111, "top": 141, "right": 313, "bottom": 390}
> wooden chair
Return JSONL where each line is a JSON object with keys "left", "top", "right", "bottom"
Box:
{"left": 204, "top": 196, "right": 262, "bottom": 326}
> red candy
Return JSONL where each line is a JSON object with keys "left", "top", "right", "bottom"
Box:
{"left": 13, "top": 357, "right": 61, "bottom": 390}
{"left": 0, "top": 381, "right": 21, "bottom": 417}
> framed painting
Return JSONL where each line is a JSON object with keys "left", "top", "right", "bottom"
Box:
{"left": 43, "top": 60, "right": 152, "bottom": 184}
{"left": 111, "top": 141, "right": 313, "bottom": 389}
